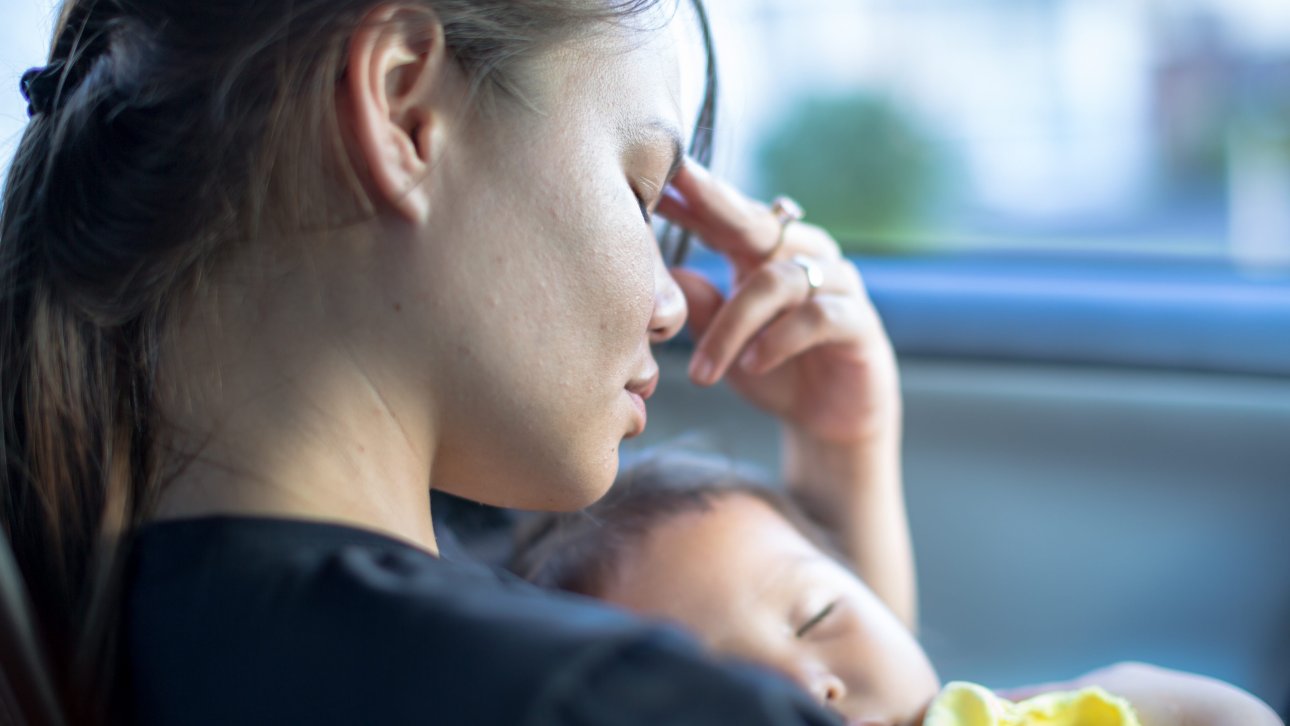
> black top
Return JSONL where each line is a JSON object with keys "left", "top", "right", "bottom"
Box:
{"left": 125, "top": 516, "right": 842, "bottom": 725}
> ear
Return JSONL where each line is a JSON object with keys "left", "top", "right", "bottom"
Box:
{"left": 344, "top": 4, "right": 450, "bottom": 224}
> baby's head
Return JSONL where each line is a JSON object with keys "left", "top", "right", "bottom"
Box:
{"left": 512, "top": 454, "right": 939, "bottom": 725}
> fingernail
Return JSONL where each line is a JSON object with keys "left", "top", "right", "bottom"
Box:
{"left": 739, "top": 348, "right": 759, "bottom": 373}
{"left": 690, "top": 353, "right": 714, "bottom": 385}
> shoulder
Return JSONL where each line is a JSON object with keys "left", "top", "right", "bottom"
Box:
{"left": 523, "top": 627, "right": 842, "bottom": 726}
{"left": 126, "top": 517, "right": 838, "bottom": 726}
{"left": 278, "top": 534, "right": 839, "bottom": 725}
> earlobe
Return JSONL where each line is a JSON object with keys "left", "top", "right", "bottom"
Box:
{"left": 343, "top": 4, "right": 448, "bottom": 225}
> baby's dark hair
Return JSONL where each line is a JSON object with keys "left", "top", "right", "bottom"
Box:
{"left": 511, "top": 451, "right": 843, "bottom": 597}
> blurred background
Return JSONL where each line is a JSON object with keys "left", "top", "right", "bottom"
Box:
{"left": 700, "top": 0, "right": 1290, "bottom": 264}
{"left": 657, "top": 0, "right": 1290, "bottom": 713}
{"left": 1, "top": 1, "right": 51, "bottom": 179}
{"left": 3, "top": 0, "right": 1289, "bottom": 715}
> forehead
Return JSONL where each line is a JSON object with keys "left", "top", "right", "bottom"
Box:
{"left": 603, "top": 495, "right": 826, "bottom": 632}
{"left": 533, "top": 15, "right": 686, "bottom": 143}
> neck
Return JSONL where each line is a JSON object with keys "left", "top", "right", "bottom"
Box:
{"left": 153, "top": 255, "right": 439, "bottom": 554}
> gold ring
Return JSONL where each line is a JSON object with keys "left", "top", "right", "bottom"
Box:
{"left": 791, "top": 255, "right": 824, "bottom": 297}
{"left": 766, "top": 196, "right": 804, "bottom": 259}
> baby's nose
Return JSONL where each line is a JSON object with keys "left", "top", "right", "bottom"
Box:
{"left": 815, "top": 672, "right": 848, "bottom": 708}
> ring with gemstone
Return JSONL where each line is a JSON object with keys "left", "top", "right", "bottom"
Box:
{"left": 766, "top": 196, "right": 804, "bottom": 259}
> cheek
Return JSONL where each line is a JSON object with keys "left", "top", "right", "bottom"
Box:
{"left": 685, "top": 600, "right": 793, "bottom": 668}
{"left": 607, "top": 235, "right": 657, "bottom": 341}
{"left": 465, "top": 177, "right": 654, "bottom": 369}
{"left": 830, "top": 607, "right": 939, "bottom": 718}
{"left": 570, "top": 199, "right": 657, "bottom": 345}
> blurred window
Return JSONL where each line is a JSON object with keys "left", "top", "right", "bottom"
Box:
{"left": 1, "top": 2, "right": 56, "bottom": 189}
{"left": 705, "top": 0, "right": 1290, "bottom": 266}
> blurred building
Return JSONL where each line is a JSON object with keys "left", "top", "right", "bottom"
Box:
{"left": 706, "top": 0, "right": 1290, "bottom": 258}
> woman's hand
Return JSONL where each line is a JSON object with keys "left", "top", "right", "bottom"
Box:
{"left": 1001, "top": 663, "right": 1284, "bottom": 726}
{"left": 656, "top": 161, "right": 900, "bottom": 447}
{"left": 657, "top": 160, "right": 917, "bottom": 628}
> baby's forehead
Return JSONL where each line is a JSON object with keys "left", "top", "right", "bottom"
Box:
{"left": 696, "top": 491, "right": 827, "bottom": 555}
{"left": 620, "top": 492, "right": 834, "bottom": 595}
{"left": 606, "top": 492, "right": 847, "bottom": 635}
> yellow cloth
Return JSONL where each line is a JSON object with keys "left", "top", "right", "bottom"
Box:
{"left": 924, "top": 681, "right": 1141, "bottom": 726}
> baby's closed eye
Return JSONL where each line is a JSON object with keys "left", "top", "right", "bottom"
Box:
{"left": 793, "top": 593, "right": 845, "bottom": 639}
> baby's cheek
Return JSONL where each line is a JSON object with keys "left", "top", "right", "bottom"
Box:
{"left": 705, "top": 620, "right": 793, "bottom": 674}
{"left": 851, "top": 642, "right": 939, "bottom": 721}
{"left": 825, "top": 589, "right": 938, "bottom": 712}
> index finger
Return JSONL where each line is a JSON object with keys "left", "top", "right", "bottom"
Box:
{"left": 656, "top": 160, "right": 782, "bottom": 264}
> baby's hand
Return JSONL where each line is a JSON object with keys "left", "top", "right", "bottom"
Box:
{"left": 657, "top": 160, "right": 900, "bottom": 447}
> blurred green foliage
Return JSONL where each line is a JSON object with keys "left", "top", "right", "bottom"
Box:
{"left": 756, "top": 93, "right": 948, "bottom": 253}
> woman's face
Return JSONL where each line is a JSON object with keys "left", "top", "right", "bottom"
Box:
{"left": 599, "top": 494, "right": 941, "bottom": 725}
{"left": 396, "top": 19, "right": 689, "bottom": 509}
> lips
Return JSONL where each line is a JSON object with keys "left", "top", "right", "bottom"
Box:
{"left": 623, "top": 365, "right": 659, "bottom": 438}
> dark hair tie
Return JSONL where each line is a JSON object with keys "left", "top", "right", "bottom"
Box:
{"left": 20, "top": 61, "right": 67, "bottom": 118}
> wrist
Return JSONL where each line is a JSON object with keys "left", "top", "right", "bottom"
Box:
{"left": 783, "top": 412, "right": 902, "bottom": 475}
{"left": 781, "top": 421, "right": 903, "bottom": 515}
{"left": 792, "top": 351, "right": 904, "bottom": 449}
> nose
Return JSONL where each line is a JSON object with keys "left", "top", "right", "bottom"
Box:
{"left": 779, "top": 654, "right": 848, "bottom": 711}
{"left": 814, "top": 672, "right": 848, "bottom": 709}
{"left": 648, "top": 252, "right": 688, "bottom": 343}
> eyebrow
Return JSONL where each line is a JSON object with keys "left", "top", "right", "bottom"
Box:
{"left": 628, "top": 118, "right": 685, "bottom": 188}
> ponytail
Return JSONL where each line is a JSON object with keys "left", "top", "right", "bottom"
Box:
{"left": 2, "top": 1, "right": 164, "bottom": 721}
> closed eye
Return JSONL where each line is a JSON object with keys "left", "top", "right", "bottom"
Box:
{"left": 631, "top": 183, "right": 655, "bottom": 224}
{"left": 795, "top": 601, "right": 837, "bottom": 638}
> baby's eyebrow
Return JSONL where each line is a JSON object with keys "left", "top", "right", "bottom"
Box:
{"left": 748, "top": 553, "right": 824, "bottom": 603}
{"left": 704, "top": 555, "right": 803, "bottom": 646}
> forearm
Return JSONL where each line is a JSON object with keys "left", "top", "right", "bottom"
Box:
{"left": 781, "top": 422, "right": 917, "bottom": 631}
{"left": 1062, "top": 663, "right": 1286, "bottom": 726}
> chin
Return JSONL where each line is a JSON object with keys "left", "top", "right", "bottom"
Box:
{"left": 564, "top": 438, "right": 623, "bottom": 510}
{"left": 522, "top": 445, "right": 622, "bottom": 512}
{"left": 561, "top": 453, "right": 621, "bottom": 510}
{"left": 435, "top": 411, "right": 627, "bottom": 511}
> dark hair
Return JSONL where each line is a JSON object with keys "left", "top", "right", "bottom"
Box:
{"left": 511, "top": 452, "right": 842, "bottom": 598}
{"left": 0, "top": 0, "right": 717, "bottom": 721}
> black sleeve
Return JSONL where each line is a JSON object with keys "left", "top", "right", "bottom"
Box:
{"left": 523, "top": 629, "right": 844, "bottom": 726}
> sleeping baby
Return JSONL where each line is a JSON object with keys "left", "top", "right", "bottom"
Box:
{"left": 509, "top": 453, "right": 1250, "bottom": 726}
{"left": 512, "top": 452, "right": 937, "bottom": 724}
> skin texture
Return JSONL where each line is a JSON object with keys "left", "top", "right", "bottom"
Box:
{"left": 598, "top": 493, "right": 940, "bottom": 726}
{"left": 155, "top": 6, "right": 689, "bottom": 549}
